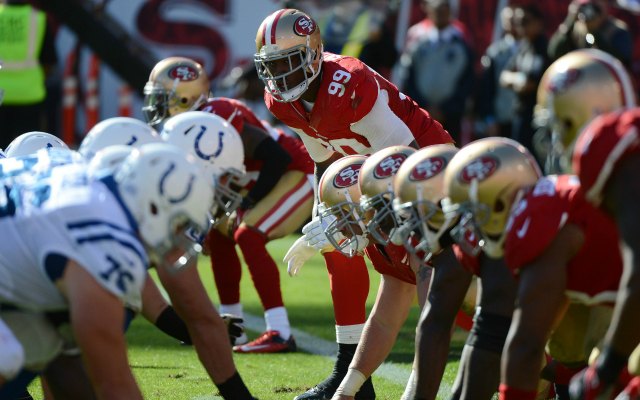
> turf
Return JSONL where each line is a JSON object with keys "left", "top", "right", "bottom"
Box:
{"left": 27, "top": 235, "right": 465, "bottom": 399}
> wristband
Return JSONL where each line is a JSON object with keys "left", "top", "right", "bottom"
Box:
{"left": 498, "top": 383, "right": 537, "bottom": 400}
{"left": 335, "top": 368, "right": 367, "bottom": 397}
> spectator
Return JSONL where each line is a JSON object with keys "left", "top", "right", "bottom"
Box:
{"left": 500, "top": 4, "right": 548, "bottom": 162}
{"left": 0, "top": 0, "right": 57, "bottom": 148}
{"left": 396, "top": 0, "right": 474, "bottom": 142}
{"left": 548, "top": 0, "right": 633, "bottom": 67}
{"left": 474, "top": 5, "right": 520, "bottom": 138}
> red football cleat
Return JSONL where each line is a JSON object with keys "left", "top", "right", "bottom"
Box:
{"left": 233, "top": 330, "right": 297, "bottom": 354}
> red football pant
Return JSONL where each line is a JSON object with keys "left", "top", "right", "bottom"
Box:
{"left": 323, "top": 251, "right": 368, "bottom": 326}
{"left": 209, "top": 228, "right": 284, "bottom": 310}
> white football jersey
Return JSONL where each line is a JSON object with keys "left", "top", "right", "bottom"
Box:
{"left": 0, "top": 161, "right": 147, "bottom": 312}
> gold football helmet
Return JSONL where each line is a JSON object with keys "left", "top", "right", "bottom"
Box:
{"left": 318, "top": 155, "right": 368, "bottom": 257}
{"left": 359, "top": 146, "right": 416, "bottom": 245}
{"left": 254, "top": 9, "right": 323, "bottom": 102}
{"left": 443, "top": 137, "right": 541, "bottom": 259}
{"left": 392, "top": 145, "right": 459, "bottom": 262}
{"left": 143, "top": 57, "right": 211, "bottom": 128}
{"left": 535, "top": 49, "right": 636, "bottom": 172}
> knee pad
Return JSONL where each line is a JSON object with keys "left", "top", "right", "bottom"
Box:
{"left": 0, "top": 319, "right": 25, "bottom": 380}
{"left": 465, "top": 311, "right": 512, "bottom": 354}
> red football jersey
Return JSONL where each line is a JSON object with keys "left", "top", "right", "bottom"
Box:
{"left": 200, "top": 97, "right": 314, "bottom": 179}
{"left": 573, "top": 109, "right": 640, "bottom": 206}
{"left": 453, "top": 244, "right": 481, "bottom": 277}
{"left": 505, "top": 175, "right": 622, "bottom": 302}
{"left": 365, "top": 243, "right": 416, "bottom": 285}
{"left": 265, "top": 52, "right": 452, "bottom": 160}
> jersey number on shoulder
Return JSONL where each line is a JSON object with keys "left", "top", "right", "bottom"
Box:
{"left": 327, "top": 70, "right": 351, "bottom": 97}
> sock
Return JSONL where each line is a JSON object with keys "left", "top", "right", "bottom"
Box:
{"left": 323, "top": 251, "right": 368, "bottom": 326}
{"left": 265, "top": 306, "right": 291, "bottom": 340}
{"left": 208, "top": 230, "right": 242, "bottom": 305}
{"left": 315, "top": 343, "right": 375, "bottom": 399}
{"left": 216, "top": 371, "right": 254, "bottom": 400}
{"left": 155, "top": 305, "right": 192, "bottom": 344}
{"left": 336, "top": 324, "right": 364, "bottom": 344}
{"left": 235, "top": 225, "right": 284, "bottom": 310}
{"left": 220, "top": 302, "right": 243, "bottom": 319}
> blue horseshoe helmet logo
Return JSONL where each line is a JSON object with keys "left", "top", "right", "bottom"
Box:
{"left": 159, "top": 162, "right": 195, "bottom": 204}
{"left": 194, "top": 125, "right": 225, "bottom": 160}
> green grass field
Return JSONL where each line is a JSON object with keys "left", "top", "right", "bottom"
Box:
{"left": 29, "top": 235, "right": 465, "bottom": 399}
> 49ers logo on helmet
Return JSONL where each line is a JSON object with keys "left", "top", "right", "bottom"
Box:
{"left": 459, "top": 156, "right": 499, "bottom": 183}
{"left": 334, "top": 163, "right": 363, "bottom": 188}
{"left": 168, "top": 65, "right": 198, "bottom": 81}
{"left": 547, "top": 68, "right": 582, "bottom": 94}
{"left": 410, "top": 157, "right": 445, "bottom": 181}
{"left": 374, "top": 154, "right": 407, "bottom": 179}
{"left": 293, "top": 16, "right": 316, "bottom": 36}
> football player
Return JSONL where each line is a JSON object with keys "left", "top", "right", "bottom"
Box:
{"left": 499, "top": 48, "right": 636, "bottom": 400}
{"left": 438, "top": 137, "right": 542, "bottom": 399}
{"left": 145, "top": 57, "right": 316, "bottom": 352}
{"left": 499, "top": 173, "right": 623, "bottom": 399}
{"left": 569, "top": 108, "right": 640, "bottom": 399}
{"left": 254, "top": 8, "right": 453, "bottom": 399}
{"left": 318, "top": 148, "right": 428, "bottom": 400}
{"left": 80, "top": 118, "right": 246, "bottom": 348}
{"left": 391, "top": 144, "right": 480, "bottom": 400}
{"left": 199, "top": 97, "right": 315, "bottom": 353}
{"left": 533, "top": 48, "right": 635, "bottom": 174}
{"left": 0, "top": 144, "right": 214, "bottom": 398}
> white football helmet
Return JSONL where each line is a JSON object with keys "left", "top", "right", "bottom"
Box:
{"left": 392, "top": 145, "right": 459, "bottom": 263}
{"left": 5, "top": 132, "right": 68, "bottom": 158}
{"left": 115, "top": 143, "right": 214, "bottom": 271}
{"left": 160, "top": 111, "right": 246, "bottom": 223}
{"left": 79, "top": 117, "right": 162, "bottom": 160}
{"left": 254, "top": 8, "right": 324, "bottom": 102}
{"left": 317, "top": 155, "right": 369, "bottom": 257}
{"left": 358, "top": 146, "right": 416, "bottom": 245}
{"left": 87, "top": 145, "right": 135, "bottom": 177}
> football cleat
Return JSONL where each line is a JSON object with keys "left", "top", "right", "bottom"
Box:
{"left": 232, "top": 330, "right": 296, "bottom": 354}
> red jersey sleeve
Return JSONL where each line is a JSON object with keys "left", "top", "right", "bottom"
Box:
{"left": 573, "top": 109, "right": 640, "bottom": 205}
{"left": 504, "top": 176, "right": 577, "bottom": 272}
{"left": 453, "top": 244, "right": 481, "bottom": 276}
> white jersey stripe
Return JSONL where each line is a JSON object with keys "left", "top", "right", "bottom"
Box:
{"left": 255, "top": 180, "right": 313, "bottom": 233}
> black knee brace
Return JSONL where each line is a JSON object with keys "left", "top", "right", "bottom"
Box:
{"left": 465, "top": 310, "right": 512, "bottom": 354}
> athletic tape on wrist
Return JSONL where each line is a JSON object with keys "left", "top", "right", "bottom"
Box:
{"left": 335, "top": 368, "right": 367, "bottom": 397}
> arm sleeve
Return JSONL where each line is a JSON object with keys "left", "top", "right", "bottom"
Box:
{"left": 244, "top": 138, "right": 292, "bottom": 207}
{"left": 350, "top": 88, "right": 415, "bottom": 150}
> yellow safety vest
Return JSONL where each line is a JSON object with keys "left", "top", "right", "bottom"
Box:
{"left": 0, "top": 4, "right": 46, "bottom": 105}
{"left": 318, "top": 9, "right": 373, "bottom": 59}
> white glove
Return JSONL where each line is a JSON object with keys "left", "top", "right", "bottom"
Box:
{"left": 302, "top": 215, "right": 343, "bottom": 252}
{"left": 283, "top": 236, "right": 318, "bottom": 277}
{"left": 346, "top": 234, "right": 369, "bottom": 256}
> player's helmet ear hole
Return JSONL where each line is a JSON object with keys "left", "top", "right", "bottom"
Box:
{"left": 150, "top": 203, "right": 158, "bottom": 216}
{"left": 494, "top": 199, "right": 505, "bottom": 213}
{"left": 180, "top": 97, "right": 189, "bottom": 104}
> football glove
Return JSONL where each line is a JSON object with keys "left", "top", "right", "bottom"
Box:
{"left": 220, "top": 313, "right": 244, "bottom": 344}
{"left": 302, "top": 215, "right": 342, "bottom": 252}
{"left": 283, "top": 236, "right": 317, "bottom": 277}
